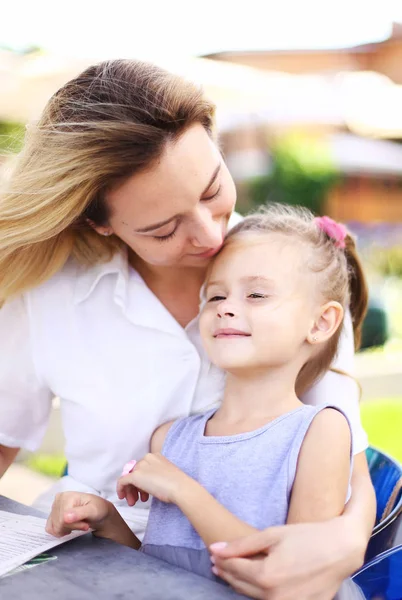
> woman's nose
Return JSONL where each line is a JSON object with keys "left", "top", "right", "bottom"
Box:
{"left": 191, "top": 210, "right": 223, "bottom": 249}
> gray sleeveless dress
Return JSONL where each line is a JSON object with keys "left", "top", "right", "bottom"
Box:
{"left": 141, "top": 404, "right": 352, "bottom": 580}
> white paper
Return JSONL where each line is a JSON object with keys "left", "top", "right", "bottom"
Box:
{"left": 0, "top": 510, "right": 86, "bottom": 577}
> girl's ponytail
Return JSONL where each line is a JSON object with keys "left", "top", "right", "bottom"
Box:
{"left": 344, "top": 234, "right": 369, "bottom": 349}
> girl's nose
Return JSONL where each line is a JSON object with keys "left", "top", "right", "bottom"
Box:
{"left": 217, "top": 300, "right": 236, "bottom": 318}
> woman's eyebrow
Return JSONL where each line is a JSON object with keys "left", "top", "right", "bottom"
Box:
{"left": 200, "top": 163, "right": 221, "bottom": 197}
{"left": 135, "top": 215, "right": 177, "bottom": 234}
{"left": 134, "top": 163, "right": 222, "bottom": 234}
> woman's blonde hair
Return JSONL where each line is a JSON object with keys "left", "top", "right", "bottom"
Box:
{"left": 222, "top": 203, "right": 368, "bottom": 395}
{"left": 0, "top": 59, "right": 215, "bottom": 303}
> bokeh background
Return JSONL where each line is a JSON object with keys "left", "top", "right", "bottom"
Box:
{"left": 1, "top": 0, "right": 402, "bottom": 504}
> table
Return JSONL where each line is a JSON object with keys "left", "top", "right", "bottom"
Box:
{"left": 0, "top": 496, "right": 245, "bottom": 599}
{"left": 0, "top": 496, "right": 391, "bottom": 599}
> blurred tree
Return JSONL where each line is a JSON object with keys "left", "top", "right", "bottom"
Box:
{"left": 248, "top": 133, "right": 339, "bottom": 215}
{"left": 0, "top": 121, "right": 25, "bottom": 154}
{"left": 370, "top": 246, "right": 402, "bottom": 278}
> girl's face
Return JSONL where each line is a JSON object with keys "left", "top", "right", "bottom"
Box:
{"left": 200, "top": 233, "right": 318, "bottom": 373}
{"left": 102, "top": 124, "right": 236, "bottom": 269}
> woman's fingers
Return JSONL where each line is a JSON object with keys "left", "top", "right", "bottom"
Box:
{"left": 212, "top": 559, "right": 266, "bottom": 599}
{"left": 214, "top": 555, "right": 268, "bottom": 586}
{"left": 210, "top": 527, "right": 282, "bottom": 558}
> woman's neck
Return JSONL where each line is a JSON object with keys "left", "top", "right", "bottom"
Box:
{"left": 130, "top": 254, "right": 207, "bottom": 328}
{"left": 130, "top": 253, "right": 206, "bottom": 289}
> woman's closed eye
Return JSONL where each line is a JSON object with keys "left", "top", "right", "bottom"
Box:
{"left": 153, "top": 228, "right": 177, "bottom": 242}
{"left": 153, "top": 185, "right": 221, "bottom": 241}
{"left": 202, "top": 185, "right": 221, "bottom": 202}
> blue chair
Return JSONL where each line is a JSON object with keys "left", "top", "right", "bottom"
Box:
{"left": 365, "top": 447, "right": 402, "bottom": 562}
{"left": 353, "top": 544, "right": 402, "bottom": 599}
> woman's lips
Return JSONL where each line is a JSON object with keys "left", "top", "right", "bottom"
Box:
{"left": 194, "top": 245, "right": 223, "bottom": 259}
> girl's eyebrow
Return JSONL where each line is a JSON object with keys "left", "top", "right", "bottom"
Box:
{"left": 206, "top": 276, "right": 274, "bottom": 288}
{"left": 134, "top": 163, "right": 221, "bottom": 234}
{"left": 240, "top": 276, "right": 275, "bottom": 285}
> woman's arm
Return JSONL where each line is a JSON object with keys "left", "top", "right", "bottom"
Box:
{"left": 287, "top": 408, "right": 351, "bottom": 523}
{"left": 209, "top": 453, "right": 375, "bottom": 599}
{"left": 0, "top": 297, "right": 53, "bottom": 469}
{"left": 0, "top": 445, "right": 20, "bottom": 477}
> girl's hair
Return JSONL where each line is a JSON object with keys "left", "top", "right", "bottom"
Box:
{"left": 0, "top": 59, "right": 215, "bottom": 303}
{"left": 223, "top": 204, "right": 368, "bottom": 395}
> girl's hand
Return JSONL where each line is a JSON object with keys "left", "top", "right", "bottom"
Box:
{"left": 117, "top": 453, "right": 190, "bottom": 505}
{"left": 210, "top": 518, "right": 365, "bottom": 600}
{"left": 46, "top": 492, "right": 113, "bottom": 537}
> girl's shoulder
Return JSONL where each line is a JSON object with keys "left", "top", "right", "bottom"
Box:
{"left": 157, "top": 410, "right": 214, "bottom": 454}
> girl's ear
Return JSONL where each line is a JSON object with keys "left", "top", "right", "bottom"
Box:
{"left": 307, "top": 302, "right": 344, "bottom": 346}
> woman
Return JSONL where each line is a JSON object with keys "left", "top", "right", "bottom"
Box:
{"left": 0, "top": 59, "right": 375, "bottom": 598}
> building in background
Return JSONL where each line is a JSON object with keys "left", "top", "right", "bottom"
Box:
{"left": 205, "top": 22, "right": 402, "bottom": 84}
{"left": 207, "top": 23, "right": 402, "bottom": 223}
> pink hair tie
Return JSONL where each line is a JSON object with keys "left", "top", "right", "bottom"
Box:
{"left": 121, "top": 460, "right": 137, "bottom": 476}
{"left": 314, "top": 216, "right": 347, "bottom": 249}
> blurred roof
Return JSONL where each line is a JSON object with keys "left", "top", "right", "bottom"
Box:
{"left": 1, "top": 49, "right": 402, "bottom": 140}
{"left": 329, "top": 133, "right": 402, "bottom": 175}
{"left": 204, "top": 21, "right": 402, "bottom": 59}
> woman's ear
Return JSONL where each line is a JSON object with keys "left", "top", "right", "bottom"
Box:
{"left": 307, "top": 302, "right": 344, "bottom": 346}
{"left": 86, "top": 218, "right": 113, "bottom": 237}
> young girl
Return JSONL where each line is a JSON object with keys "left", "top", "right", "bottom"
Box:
{"left": 47, "top": 204, "right": 368, "bottom": 583}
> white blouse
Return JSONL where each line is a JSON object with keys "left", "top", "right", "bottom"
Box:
{"left": 0, "top": 246, "right": 368, "bottom": 535}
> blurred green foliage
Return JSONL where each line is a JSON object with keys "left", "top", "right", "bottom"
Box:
{"left": 0, "top": 121, "right": 25, "bottom": 154}
{"left": 248, "top": 133, "right": 339, "bottom": 215}
{"left": 361, "top": 398, "right": 402, "bottom": 463}
{"left": 370, "top": 246, "right": 402, "bottom": 278}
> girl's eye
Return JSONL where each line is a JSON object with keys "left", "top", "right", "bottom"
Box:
{"left": 208, "top": 295, "right": 226, "bottom": 302}
{"left": 154, "top": 229, "right": 177, "bottom": 242}
{"left": 202, "top": 185, "right": 222, "bottom": 202}
{"left": 248, "top": 293, "right": 267, "bottom": 299}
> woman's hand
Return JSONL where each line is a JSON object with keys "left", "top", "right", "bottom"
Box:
{"left": 117, "top": 453, "right": 191, "bottom": 505}
{"left": 46, "top": 492, "right": 113, "bottom": 537}
{"left": 210, "top": 517, "right": 366, "bottom": 600}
